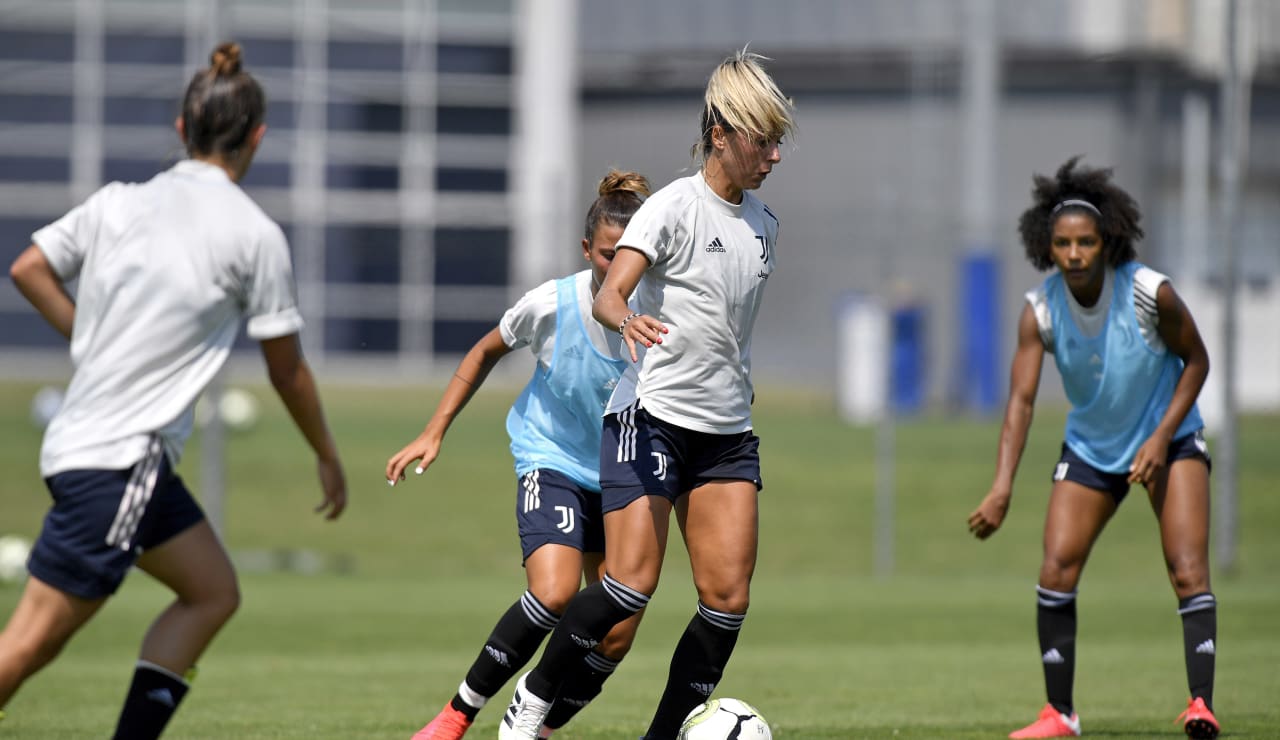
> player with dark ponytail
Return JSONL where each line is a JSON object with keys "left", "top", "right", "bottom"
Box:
{"left": 180, "top": 42, "right": 265, "bottom": 162}
{"left": 2, "top": 42, "right": 347, "bottom": 739}
{"left": 387, "top": 170, "right": 651, "bottom": 740}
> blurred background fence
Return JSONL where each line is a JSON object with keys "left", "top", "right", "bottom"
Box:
{"left": 1, "top": 0, "right": 1278, "bottom": 417}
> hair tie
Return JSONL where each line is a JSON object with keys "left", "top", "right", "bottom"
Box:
{"left": 1050, "top": 198, "right": 1101, "bottom": 218}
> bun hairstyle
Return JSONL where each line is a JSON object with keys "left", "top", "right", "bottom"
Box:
{"left": 693, "top": 49, "right": 796, "bottom": 164}
{"left": 1018, "top": 156, "right": 1144, "bottom": 271}
{"left": 181, "top": 42, "right": 265, "bottom": 157}
{"left": 583, "top": 170, "right": 650, "bottom": 240}
{"left": 210, "top": 43, "right": 242, "bottom": 76}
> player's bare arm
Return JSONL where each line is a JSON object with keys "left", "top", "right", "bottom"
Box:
{"left": 386, "top": 327, "right": 512, "bottom": 484}
{"left": 970, "top": 304, "right": 1045, "bottom": 539}
{"left": 261, "top": 333, "right": 347, "bottom": 519}
{"left": 9, "top": 245, "right": 75, "bottom": 340}
{"left": 1128, "top": 282, "right": 1211, "bottom": 486}
{"left": 592, "top": 246, "right": 665, "bottom": 362}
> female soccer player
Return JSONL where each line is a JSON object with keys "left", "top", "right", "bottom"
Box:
{"left": 385, "top": 170, "right": 651, "bottom": 740}
{"left": 968, "top": 157, "right": 1219, "bottom": 739}
{"left": 0, "top": 43, "right": 347, "bottom": 739}
{"left": 498, "top": 50, "right": 795, "bottom": 740}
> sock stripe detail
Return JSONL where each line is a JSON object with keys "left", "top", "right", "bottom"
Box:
{"left": 520, "top": 591, "right": 560, "bottom": 630}
{"left": 1178, "top": 592, "right": 1217, "bottom": 615}
{"left": 583, "top": 651, "right": 620, "bottom": 674}
{"left": 697, "top": 602, "right": 746, "bottom": 631}
{"left": 1036, "top": 585, "right": 1078, "bottom": 608}
{"left": 601, "top": 574, "right": 649, "bottom": 613}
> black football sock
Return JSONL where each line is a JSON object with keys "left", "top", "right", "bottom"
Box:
{"left": 543, "top": 650, "right": 620, "bottom": 729}
{"left": 645, "top": 603, "right": 744, "bottom": 740}
{"left": 525, "top": 575, "right": 648, "bottom": 701}
{"left": 111, "top": 660, "right": 190, "bottom": 740}
{"left": 1036, "top": 585, "right": 1077, "bottom": 716}
{"left": 1178, "top": 592, "right": 1217, "bottom": 709}
{"left": 456, "top": 590, "right": 559, "bottom": 718}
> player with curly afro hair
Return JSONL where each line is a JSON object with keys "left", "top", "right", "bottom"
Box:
{"left": 1017, "top": 156, "right": 1143, "bottom": 271}
{"left": 969, "top": 158, "right": 1221, "bottom": 739}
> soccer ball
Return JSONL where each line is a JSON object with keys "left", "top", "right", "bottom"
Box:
{"left": 0, "top": 535, "right": 32, "bottom": 585}
{"left": 29, "top": 385, "right": 64, "bottom": 429}
{"left": 218, "top": 388, "right": 260, "bottom": 432}
{"left": 679, "top": 698, "right": 772, "bottom": 739}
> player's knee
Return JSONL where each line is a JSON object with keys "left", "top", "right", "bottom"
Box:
{"left": 174, "top": 562, "right": 240, "bottom": 617}
{"left": 694, "top": 569, "right": 751, "bottom": 613}
{"left": 1039, "top": 556, "right": 1083, "bottom": 591}
{"left": 528, "top": 578, "right": 582, "bottom": 614}
{"left": 695, "top": 587, "right": 750, "bottom": 615}
{"left": 535, "top": 589, "right": 575, "bottom": 614}
{"left": 601, "top": 564, "right": 660, "bottom": 597}
{"left": 3, "top": 630, "right": 69, "bottom": 677}
{"left": 1166, "top": 553, "right": 1210, "bottom": 595}
{"left": 218, "top": 582, "right": 242, "bottom": 622}
{"left": 194, "top": 576, "right": 240, "bottom": 625}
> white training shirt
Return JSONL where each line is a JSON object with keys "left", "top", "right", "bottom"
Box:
{"left": 1026, "top": 264, "right": 1168, "bottom": 353}
{"left": 33, "top": 159, "right": 304, "bottom": 476}
{"left": 606, "top": 172, "right": 779, "bottom": 434}
{"left": 499, "top": 270, "right": 626, "bottom": 364}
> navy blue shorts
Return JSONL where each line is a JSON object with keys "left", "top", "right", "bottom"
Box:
{"left": 29, "top": 441, "right": 205, "bottom": 599}
{"left": 598, "top": 401, "right": 762, "bottom": 514}
{"left": 516, "top": 468, "right": 606, "bottom": 562}
{"left": 1052, "top": 429, "right": 1211, "bottom": 503}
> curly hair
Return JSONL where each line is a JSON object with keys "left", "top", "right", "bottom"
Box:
{"left": 1017, "top": 156, "right": 1144, "bottom": 271}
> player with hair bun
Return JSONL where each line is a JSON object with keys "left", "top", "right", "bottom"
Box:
{"left": 1, "top": 42, "right": 347, "bottom": 740}
{"left": 386, "top": 170, "right": 652, "bottom": 740}
{"left": 968, "top": 157, "right": 1220, "bottom": 739}
{"left": 499, "top": 49, "right": 795, "bottom": 740}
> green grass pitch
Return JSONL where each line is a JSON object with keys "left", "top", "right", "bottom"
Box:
{"left": 0, "top": 380, "right": 1277, "bottom": 738}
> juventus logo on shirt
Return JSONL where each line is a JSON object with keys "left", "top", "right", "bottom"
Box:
{"left": 755, "top": 235, "right": 770, "bottom": 262}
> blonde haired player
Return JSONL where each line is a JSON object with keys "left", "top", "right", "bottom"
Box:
{"left": 387, "top": 170, "right": 651, "bottom": 740}
{"left": 1, "top": 43, "right": 346, "bottom": 739}
{"left": 500, "top": 49, "right": 795, "bottom": 740}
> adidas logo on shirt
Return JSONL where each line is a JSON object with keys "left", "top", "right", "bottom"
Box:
{"left": 705, "top": 238, "right": 726, "bottom": 253}
{"left": 1042, "top": 648, "right": 1066, "bottom": 664}
{"left": 1196, "top": 639, "right": 1216, "bottom": 655}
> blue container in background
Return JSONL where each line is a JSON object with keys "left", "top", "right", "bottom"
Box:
{"left": 890, "top": 304, "right": 926, "bottom": 414}
{"left": 959, "top": 252, "right": 1001, "bottom": 414}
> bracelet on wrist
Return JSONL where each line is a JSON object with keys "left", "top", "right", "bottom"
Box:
{"left": 618, "top": 312, "right": 640, "bottom": 335}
